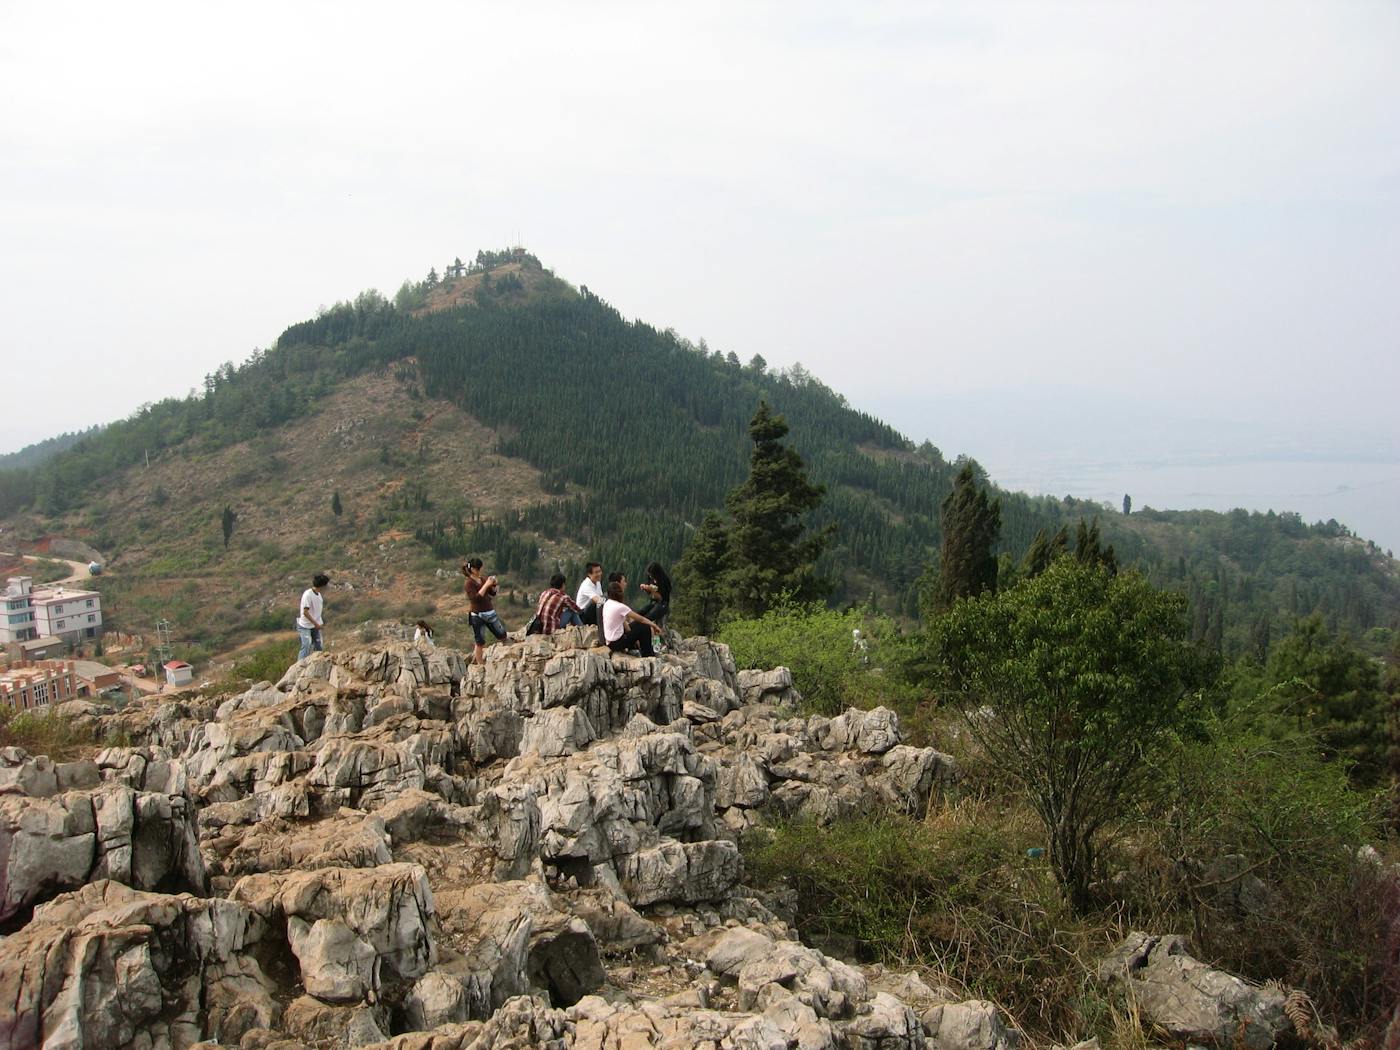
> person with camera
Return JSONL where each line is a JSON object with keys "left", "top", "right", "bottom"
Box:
{"left": 462, "top": 558, "right": 509, "bottom": 664}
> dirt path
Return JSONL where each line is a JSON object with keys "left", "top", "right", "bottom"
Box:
{"left": 0, "top": 552, "right": 102, "bottom": 586}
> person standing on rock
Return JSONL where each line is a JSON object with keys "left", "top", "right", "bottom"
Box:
{"left": 575, "top": 561, "right": 605, "bottom": 626}
{"left": 463, "top": 558, "right": 508, "bottom": 664}
{"left": 602, "top": 580, "right": 663, "bottom": 658}
{"left": 296, "top": 573, "right": 330, "bottom": 661}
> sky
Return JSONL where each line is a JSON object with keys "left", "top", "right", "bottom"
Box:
{"left": 2, "top": 2, "right": 1398, "bottom": 545}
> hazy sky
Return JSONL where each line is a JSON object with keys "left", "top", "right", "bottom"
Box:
{"left": 3, "top": 3, "right": 1398, "bottom": 540}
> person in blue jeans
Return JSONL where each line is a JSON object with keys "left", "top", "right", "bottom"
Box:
{"left": 296, "top": 573, "right": 330, "bottom": 660}
{"left": 462, "top": 558, "right": 509, "bottom": 664}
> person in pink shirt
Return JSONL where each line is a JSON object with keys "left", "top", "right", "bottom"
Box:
{"left": 601, "top": 580, "right": 662, "bottom": 657}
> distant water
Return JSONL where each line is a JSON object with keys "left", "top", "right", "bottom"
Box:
{"left": 990, "top": 457, "right": 1400, "bottom": 555}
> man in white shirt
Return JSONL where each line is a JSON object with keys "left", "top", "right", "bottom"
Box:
{"left": 574, "top": 562, "right": 605, "bottom": 626}
{"left": 296, "top": 573, "right": 330, "bottom": 660}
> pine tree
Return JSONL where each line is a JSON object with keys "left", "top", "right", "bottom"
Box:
{"left": 221, "top": 505, "right": 237, "bottom": 548}
{"left": 922, "top": 463, "right": 1000, "bottom": 617}
{"left": 721, "top": 402, "right": 831, "bottom": 618}
{"left": 672, "top": 512, "right": 732, "bottom": 636}
{"left": 331, "top": 491, "right": 343, "bottom": 518}
{"left": 1122, "top": 493, "right": 1132, "bottom": 515}
{"left": 1021, "top": 525, "right": 1069, "bottom": 578}
{"left": 1074, "top": 517, "right": 1118, "bottom": 575}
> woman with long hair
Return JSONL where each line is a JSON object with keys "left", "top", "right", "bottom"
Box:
{"left": 601, "top": 580, "right": 662, "bottom": 657}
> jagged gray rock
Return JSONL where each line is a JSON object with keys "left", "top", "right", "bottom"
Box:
{"left": 1097, "top": 932, "right": 1290, "bottom": 1049}
{"left": 0, "top": 765, "right": 206, "bottom": 923}
{"left": 0, "top": 632, "right": 977, "bottom": 1050}
{"left": 921, "top": 999, "right": 1020, "bottom": 1050}
{"left": 231, "top": 863, "right": 437, "bottom": 1002}
{"left": 0, "top": 880, "right": 277, "bottom": 1049}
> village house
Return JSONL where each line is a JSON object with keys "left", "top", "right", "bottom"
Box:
{"left": 1, "top": 576, "right": 103, "bottom": 645}
{"left": 0, "top": 659, "right": 79, "bottom": 711}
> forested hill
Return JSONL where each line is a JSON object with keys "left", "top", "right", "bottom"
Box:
{"left": 0, "top": 425, "right": 104, "bottom": 471}
{"left": 0, "top": 250, "right": 1396, "bottom": 656}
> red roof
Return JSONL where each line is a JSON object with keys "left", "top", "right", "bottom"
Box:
{"left": 163, "top": 660, "right": 191, "bottom": 670}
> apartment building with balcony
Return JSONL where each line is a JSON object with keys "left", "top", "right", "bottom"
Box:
{"left": 1, "top": 576, "right": 103, "bottom": 645}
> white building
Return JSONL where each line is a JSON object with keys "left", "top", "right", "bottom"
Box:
{"left": 1, "top": 576, "right": 103, "bottom": 645}
{"left": 163, "top": 660, "right": 194, "bottom": 688}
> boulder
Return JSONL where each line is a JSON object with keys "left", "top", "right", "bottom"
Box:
{"left": 617, "top": 839, "right": 742, "bottom": 906}
{"left": 231, "top": 864, "right": 437, "bottom": 1000}
{"left": 921, "top": 999, "right": 1020, "bottom": 1050}
{"left": 0, "top": 780, "right": 206, "bottom": 923}
{"left": 434, "top": 880, "right": 604, "bottom": 1014}
{"left": 0, "top": 881, "right": 277, "bottom": 1050}
{"left": 1097, "top": 932, "right": 1290, "bottom": 1049}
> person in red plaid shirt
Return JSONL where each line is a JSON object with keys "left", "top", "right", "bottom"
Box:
{"left": 534, "top": 573, "right": 584, "bottom": 634}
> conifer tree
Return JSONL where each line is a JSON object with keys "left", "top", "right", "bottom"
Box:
{"left": 221, "top": 505, "right": 237, "bottom": 548}
{"left": 922, "top": 463, "right": 1000, "bottom": 617}
{"left": 1021, "top": 525, "right": 1069, "bottom": 578}
{"left": 1074, "top": 517, "right": 1118, "bottom": 575}
{"left": 672, "top": 512, "right": 732, "bottom": 636}
{"left": 721, "top": 402, "right": 831, "bottom": 618}
{"left": 331, "top": 491, "right": 343, "bottom": 518}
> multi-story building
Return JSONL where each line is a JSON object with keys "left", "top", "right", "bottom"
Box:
{"left": 0, "top": 659, "right": 79, "bottom": 711}
{"left": 1, "top": 576, "right": 103, "bottom": 644}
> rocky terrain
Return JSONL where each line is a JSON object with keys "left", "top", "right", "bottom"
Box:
{"left": 0, "top": 629, "right": 1301, "bottom": 1050}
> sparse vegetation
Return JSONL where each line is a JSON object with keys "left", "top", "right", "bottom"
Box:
{"left": 0, "top": 705, "right": 111, "bottom": 762}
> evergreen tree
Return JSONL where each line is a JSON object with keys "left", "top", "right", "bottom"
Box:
{"left": 922, "top": 463, "right": 1000, "bottom": 617}
{"left": 1021, "top": 525, "right": 1069, "bottom": 578}
{"left": 1122, "top": 493, "right": 1132, "bottom": 515}
{"left": 721, "top": 402, "right": 831, "bottom": 617}
{"left": 331, "top": 491, "right": 343, "bottom": 518}
{"left": 221, "top": 505, "right": 237, "bottom": 548}
{"left": 672, "top": 512, "right": 731, "bottom": 636}
{"left": 1074, "top": 517, "right": 1118, "bottom": 575}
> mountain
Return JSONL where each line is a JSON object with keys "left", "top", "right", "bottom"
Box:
{"left": 0, "top": 425, "right": 105, "bottom": 471}
{"left": 0, "top": 250, "right": 1396, "bottom": 663}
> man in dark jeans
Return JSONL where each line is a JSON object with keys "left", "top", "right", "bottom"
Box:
{"left": 575, "top": 562, "right": 605, "bottom": 626}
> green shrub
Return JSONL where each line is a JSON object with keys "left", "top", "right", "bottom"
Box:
{"left": 718, "top": 604, "right": 923, "bottom": 717}
{"left": 1130, "top": 707, "right": 1392, "bottom": 1039}
{"left": 244, "top": 607, "right": 289, "bottom": 633}
{"left": 231, "top": 637, "right": 300, "bottom": 684}
{"left": 0, "top": 706, "right": 106, "bottom": 762}
{"left": 744, "top": 803, "right": 1099, "bottom": 1041}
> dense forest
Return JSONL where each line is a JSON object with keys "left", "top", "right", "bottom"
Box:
{"left": 0, "top": 252, "right": 1396, "bottom": 656}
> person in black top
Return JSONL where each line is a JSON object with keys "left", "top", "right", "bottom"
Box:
{"left": 637, "top": 562, "right": 672, "bottom": 627}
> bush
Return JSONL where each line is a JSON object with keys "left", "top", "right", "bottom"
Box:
{"left": 230, "top": 637, "right": 300, "bottom": 684}
{"left": 244, "top": 607, "right": 289, "bottom": 633}
{"left": 743, "top": 804, "right": 1102, "bottom": 1041}
{"left": 1129, "top": 707, "right": 1394, "bottom": 1040}
{"left": 0, "top": 705, "right": 105, "bottom": 762}
{"left": 930, "top": 560, "right": 1217, "bottom": 911}
{"left": 718, "top": 603, "right": 923, "bottom": 717}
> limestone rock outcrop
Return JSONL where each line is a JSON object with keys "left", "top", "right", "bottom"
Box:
{"left": 0, "top": 631, "right": 963, "bottom": 1049}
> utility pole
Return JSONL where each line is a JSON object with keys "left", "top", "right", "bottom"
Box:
{"left": 154, "top": 619, "right": 173, "bottom": 667}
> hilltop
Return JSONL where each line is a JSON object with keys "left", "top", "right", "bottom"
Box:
{"left": 0, "top": 249, "right": 1396, "bottom": 668}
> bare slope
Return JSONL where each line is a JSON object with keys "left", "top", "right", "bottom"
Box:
{"left": 25, "top": 369, "right": 583, "bottom": 663}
